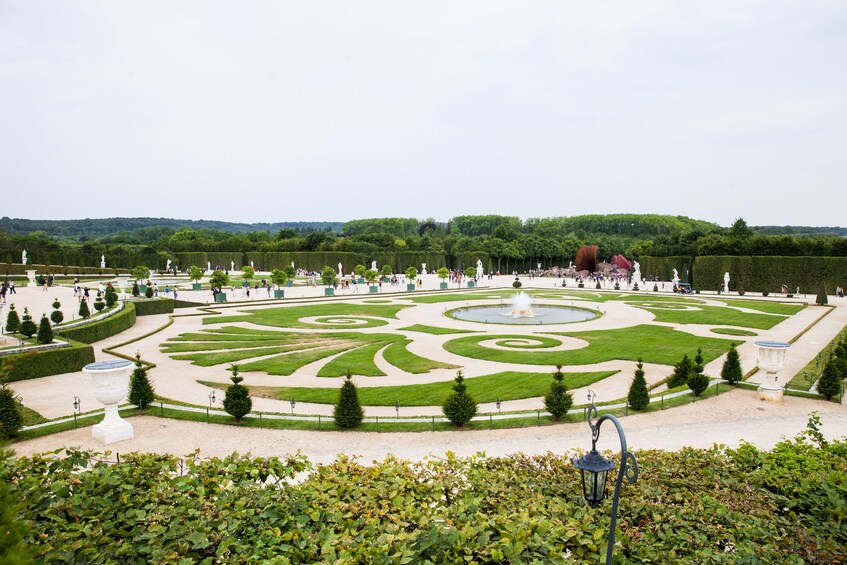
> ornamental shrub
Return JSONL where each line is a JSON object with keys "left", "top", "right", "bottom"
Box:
{"left": 353, "top": 265, "right": 366, "bottom": 277}
{"left": 721, "top": 346, "right": 743, "bottom": 384}
{"left": 131, "top": 265, "right": 150, "bottom": 282}
{"left": 5, "top": 304, "right": 20, "bottom": 334}
{"left": 105, "top": 286, "right": 118, "bottom": 308}
{"left": 50, "top": 300, "right": 64, "bottom": 325}
{"left": 816, "top": 358, "right": 842, "bottom": 400}
{"left": 816, "top": 283, "right": 828, "bottom": 306}
{"left": 78, "top": 299, "right": 90, "bottom": 320}
{"left": 380, "top": 264, "right": 393, "bottom": 277}
{"left": 363, "top": 269, "right": 378, "bottom": 284}
{"left": 628, "top": 358, "right": 650, "bottom": 411}
{"left": 128, "top": 353, "right": 155, "bottom": 409}
{"left": 405, "top": 267, "right": 418, "bottom": 280}
{"left": 93, "top": 292, "right": 106, "bottom": 312}
{"left": 513, "top": 278, "right": 522, "bottom": 288}
{"left": 0, "top": 385, "right": 22, "bottom": 439}
{"left": 144, "top": 286, "right": 154, "bottom": 298}
{"left": 667, "top": 354, "right": 691, "bottom": 388}
{"left": 270, "top": 269, "right": 287, "bottom": 287}
{"left": 0, "top": 445, "right": 28, "bottom": 561}
{"left": 320, "top": 266, "right": 338, "bottom": 286}
{"left": 188, "top": 266, "right": 203, "bottom": 282}
{"left": 283, "top": 264, "right": 296, "bottom": 279}
{"left": 241, "top": 266, "right": 255, "bottom": 283}
{"left": 19, "top": 308, "right": 37, "bottom": 338}
{"left": 223, "top": 364, "right": 252, "bottom": 421}
{"left": 333, "top": 373, "right": 364, "bottom": 428}
{"left": 210, "top": 270, "right": 230, "bottom": 289}
{"left": 131, "top": 282, "right": 140, "bottom": 297}
{"left": 37, "top": 315, "right": 53, "bottom": 344}
{"left": 544, "top": 364, "right": 573, "bottom": 420}
{"left": 687, "top": 348, "right": 710, "bottom": 396}
{"left": 464, "top": 267, "right": 476, "bottom": 279}
{"left": 437, "top": 267, "right": 449, "bottom": 280}
{"left": 442, "top": 370, "right": 477, "bottom": 427}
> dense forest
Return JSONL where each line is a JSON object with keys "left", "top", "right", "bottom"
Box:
{"left": 1, "top": 214, "right": 846, "bottom": 271}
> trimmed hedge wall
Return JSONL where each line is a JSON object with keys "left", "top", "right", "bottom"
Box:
{"left": 693, "top": 256, "right": 847, "bottom": 293}
{"left": 56, "top": 303, "right": 136, "bottom": 344}
{"left": 0, "top": 263, "right": 130, "bottom": 276}
{"left": 5, "top": 340, "right": 95, "bottom": 382}
{"left": 639, "top": 256, "right": 695, "bottom": 284}
{"left": 173, "top": 299, "right": 203, "bottom": 309}
{"left": 130, "top": 298, "right": 175, "bottom": 316}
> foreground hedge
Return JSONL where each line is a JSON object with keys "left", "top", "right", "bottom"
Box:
{"left": 56, "top": 303, "right": 136, "bottom": 344}
{"left": 4, "top": 340, "right": 95, "bottom": 382}
{"left": 130, "top": 298, "right": 174, "bottom": 316}
{"left": 4, "top": 421, "right": 845, "bottom": 563}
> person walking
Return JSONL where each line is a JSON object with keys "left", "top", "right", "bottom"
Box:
{"left": 9, "top": 281, "right": 15, "bottom": 294}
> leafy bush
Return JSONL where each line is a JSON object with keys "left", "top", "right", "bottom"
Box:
{"left": 627, "top": 358, "right": 650, "bottom": 410}
{"left": 131, "top": 265, "right": 150, "bottom": 281}
{"left": 188, "top": 266, "right": 204, "bottom": 282}
{"left": 270, "top": 268, "right": 287, "bottom": 287}
{"left": 19, "top": 308, "right": 37, "bottom": 338}
{"left": 405, "top": 267, "right": 418, "bottom": 280}
{"left": 816, "top": 358, "right": 842, "bottom": 400}
{"left": 144, "top": 286, "right": 154, "bottom": 298}
{"left": 543, "top": 364, "right": 573, "bottom": 420}
{"left": 131, "top": 298, "right": 174, "bottom": 317}
{"left": 58, "top": 303, "right": 136, "bottom": 343}
{"left": 0, "top": 446, "right": 28, "bottom": 560}
{"left": 437, "top": 267, "right": 449, "bottom": 280}
{"left": 667, "top": 354, "right": 691, "bottom": 388}
{"left": 320, "top": 266, "right": 338, "bottom": 286}
{"left": 128, "top": 353, "right": 155, "bottom": 409}
{"left": 5, "top": 340, "right": 95, "bottom": 382}
{"left": 721, "top": 346, "right": 743, "bottom": 384}
{"left": 363, "top": 269, "right": 378, "bottom": 284}
{"left": 464, "top": 267, "right": 476, "bottom": 279}
{"left": 442, "top": 370, "right": 477, "bottom": 427}
{"left": 210, "top": 269, "right": 230, "bottom": 289}
{"left": 380, "top": 264, "right": 393, "bottom": 277}
{"left": 5, "top": 304, "right": 20, "bottom": 334}
{"left": 78, "top": 300, "right": 90, "bottom": 320}
{"left": 353, "top": 264, "right": 366, "bottom": 277}
{"left": 223, "top": 364, "right": 252, "bottom": 421}
{"left": 333, "top": 373, "right": 364, "bottom": 428}
{"left": 37, "top": 315, "right": 53, "bottom": 344}
{"left": 241, "top": 265, "right": 255, "bottom": 283}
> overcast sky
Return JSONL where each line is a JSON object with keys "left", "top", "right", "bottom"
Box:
{"left": 2, "top": 1, "right": 845, "bottom": 227}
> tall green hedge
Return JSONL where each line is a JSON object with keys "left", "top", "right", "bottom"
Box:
{"left": 693, "top": 256, "right": 847, "bottom": 293}
{"left": 57, "top": 303, "right": 136, "bottom": 344}
{"left": 4, "top": 340, "right": 95, "bottom": 382}
{"left": 0, "top": 263, "right": 131, "bottom": 276}
{"left": 130, "top": 299, "right": 175, "bottom": 316}
{"left": 639, "top": 256, "right": 694, "bottom": 284}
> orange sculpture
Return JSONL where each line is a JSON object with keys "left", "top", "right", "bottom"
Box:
{"left": 575, "top": 245, "right": 598, "bottom": 272}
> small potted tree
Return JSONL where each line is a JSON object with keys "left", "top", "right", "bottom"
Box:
{"left": 241, "top": 265, "right": 255, "bottom": 293}
{"left": 354, "top": 264, "right": 366, "bottom": 284}
{"left": 380, "top": 264, "right": 392, "bottom": 283}
{"left": 270, "top": 268, "right": 287, "bottom": 298}
{"left": 364, "top": 269, "right": 379, "bottom": 293}
{"left": 405, "top": 267, "right": 417, "bottom": 291}
{"left": 437, "top": 267, "right": 449, "bottom": 289}
{"left": 321, "top": 266, "right": 338, "bottom": 296}
{"left": 283, "top": 264, "right": 296, "bottom": 287}
{"left": 464, "top": 267, "right": 477, "bottom": 288}
{"left": 210, "top": 270, "right": 230, "bottom": 303}
{"left": 188, "top": 266, "right": 204, "bottom": 291}
{"left": 132, "top": 265, "right": 150, "bottom": 294}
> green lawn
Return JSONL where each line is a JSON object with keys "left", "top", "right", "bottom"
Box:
{"left": 199, "top": 369, "right": 617, "bottom": 406}
{"left": 408, "top": 292, "right": 510, "bottom": 304}
{"left": 636, "top": 304, "right": 787, "bottom": 329}
{"left": 205, "top": 303, "right": 410, "bottom": 329}
{"left": 399, "top": 324, "right": 474, "bottom": 335}
{"left": 710, "top": 328, "right": 758, "bottom": 336}
{"left": 444, "top": 325, "right": 741, "bottom": 367}
{"left": 714, "top": 299, "right": 806, "bottom": 316}
{"left": 382, "top": 340, "right": 459, "bottom": 373}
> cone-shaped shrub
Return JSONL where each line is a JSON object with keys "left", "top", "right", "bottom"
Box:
{"left": 50, "top": 299, "right": 64, "bottom": 324}
{"left": 668, "top": 354, "right": 692, "bottom": 388}
{"left": 105, "top": 286, "right": 118, "bottom": 308}
{"left": 128, "top": 353, "right": 155, "bottom": 409}
{"left": 816, "top": 284, "right": 828, "bottom": 305}
{"left": 334, "top": 372, "right": 364, "bottom": 428}
{"left": 37, "top": 315, "right": 53, "bottom": 344}
{"left": 19, "top": 308, "right": 37, "bottom": 338}
{"left": 5, "top": 304, "right": 20, "bottom": 334}
{"left": 78, "top": 300, "right": 90, "bottom": 319}
{"left": 442, "top": 370, "right": 477, "bottom": 427}
{"left": 223, "top": 364, "right": 252, "bottom": 421}
{"left": 544, "top": 364, "right": 573, "bottom": 420}
{"left": 721, "top": 346, "right": 743, "bottom": 384}
{"left": 688, "top": 348, "right": 710, "bottom": 396}
{"left": 628, "top": 358, "right": 650, "bottom": 411}
{"left": 131, "top": 282, "right": 140, "bottom": 297}
{"left": 817, "top": 358, "right": 843, "bottom": 400}
{"left": 0, "top": 385, "right": 22, "bottom": 439}
{"left": 145, "top": 286, "right": 154, "bottom": 298}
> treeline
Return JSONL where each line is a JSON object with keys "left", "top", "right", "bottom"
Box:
{"left": 1, "top": 215, "right": 846, "bottom": 273}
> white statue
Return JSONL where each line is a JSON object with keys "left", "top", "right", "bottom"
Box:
{"left": 251, "top": 260, "right": 254, "bottom": 270}
{"left": 21, "top": 250, "right": 27, "bottom": 265}
{"left": 338, "top": 262, "right": 343, "bottom": 276}
{"left": 100, "top": 255, "right": 106, "bottom": 269}
{"left": 421, "top": 263, "right": 427, "bottom": 275}
{"left": 724, "top": 272, "right": 730, "bottom": 292}
{"left": 672, "top": 268, "right": 680, "bottom": 286}
{"left": 371, "top": 260, "right": 377, "bottom": 271}
{"left": 207, "top": 261, "right": 211, "bottom": 272}
{"left": 166, "top": 259, "right": 172, "bottom": 272}
{"left": 478, "top": 259, "right": 484, "bottom": 277}
{"left": 231, "top": 260, "right": 235, "bottom": 271}
{"left": 291, "top": 261, "right": 295, "bottom": 269}
{"left": 632, "top": 261, "right": 641, "bottom": 283}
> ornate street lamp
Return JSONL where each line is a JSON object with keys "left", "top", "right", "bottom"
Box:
{"left": 572, "top": 391, "right": 639, "bottom": 564}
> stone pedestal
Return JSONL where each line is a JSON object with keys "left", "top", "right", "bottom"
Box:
{"left": 26, "top": 270, "right": 37, "bottom": 288}
{"left": 84, "top": 360, "right": 135, "bottom": 444}
{"left": 754, "top": 341, "right": 790, "bottom": 403}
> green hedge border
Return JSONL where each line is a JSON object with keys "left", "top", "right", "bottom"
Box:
{"left": 5, "top": 339, "right": 95, "bottom": 382}
{"left": 130, "top": 298, "right": 175, "bottom": 316}
{"left": 56, "top": 303, "right": 136, "bottom": 344}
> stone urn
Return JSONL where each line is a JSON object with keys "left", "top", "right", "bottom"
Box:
{"left": 26, "top": 269, "right": 37, "bottom": 288}
{"left": 84, "top": 360, "right": 135, "bottom": 444}
{"left": 754, "top": 341, "right": 790, "bottom": 402}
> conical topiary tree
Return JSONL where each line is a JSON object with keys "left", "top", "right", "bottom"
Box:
{"left": 50, "top": 299, "right": 64, "bottom": 324}
{"left": 128, "top": 353, "right": 155, "bottom": 409}
{"left": 4, "top": 304, "right": 20, "bottom": 334}
{"left": 78, "top": 299, "right": 90, "bottom": 319}
{"left": 93, "top": 292, "right": 106, "bottom": 312}
{"left": 0, "top": 359, "right": 22, "bottom": 439}
{"left": 544, "top": 364, "right": 573, "bottom": 420}
{"left": 687, "top": 348, "right": 710, "bottom": 396}
{"left": 721, "top": 346, "right": 743, "bottom": 385}
{"left": 668, "top": 354, "right": 692, "bottom": 388}
{"left": 37, "top": 314, "right": 53, "bottom": 344}
{"left": 145, "top": 285, "right": 154, "bottom": 298}
{"left": 19, "top": 308, "right": 37, "bottom": 339}
{"left": 131, "top": 282, "right": 140, "bottom": 297}
{"left": 105, "top": 285, "right": 118, "bottom": 308}
{"left": 816, "top": 283, "right": 828, "bottom": 306}
{"left": 334, "top": 372, "right": 364, "bottom": 428}
{"left": 442, "top": 370, "right": 477, "bottom": 427}
{"left": 223, "top": 364, "right": 252, "bottom": 421}
{"left": 628, "top": 358, "right": 650, "bottom": 411}
{"left": 817, "top": 358, "right": 843, "bottom": 401}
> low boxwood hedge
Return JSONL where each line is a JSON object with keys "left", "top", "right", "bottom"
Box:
{"left": 56, "top": 303, "right": 136, "bottom": 344}
{"left": 5, "top": 340, "right": 95, "bottom": 382}
{"left": 130, "top": 298, "right": 174, "bottom": 316}
{"left": 173, "top": 299, "right": 203, "bottom": 309}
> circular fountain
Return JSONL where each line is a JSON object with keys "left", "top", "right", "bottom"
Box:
{"left": 450, "top": 292, "right": 598, "bottom": 325}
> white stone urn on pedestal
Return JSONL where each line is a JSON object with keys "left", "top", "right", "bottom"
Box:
{"left": 84, "top": 360, "right": 135, "bottom": 444}
{"left": 117, "top": 275, "right": 130, "bottom": 298}
{"left": 754, "top": 341, "right": 790, "bottom": 402}
{"left": 25, "top": 270, "right": 37, "bottom": 288}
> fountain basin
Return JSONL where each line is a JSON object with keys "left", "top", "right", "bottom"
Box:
{"left": 448, "top": 304, "right": 598, "bottom": 325}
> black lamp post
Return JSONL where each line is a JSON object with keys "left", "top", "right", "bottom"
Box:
{"left": 208, "top": 390, "right": 215, "bottom": 410}
{"left": 572, "top": 390, "right": 638, "bottom": 564}
{"left": 496, "top": 397, "right": 501, "bottom": 414}
{"left": 290, "top": 399, "right": 296, "bottom": 415}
